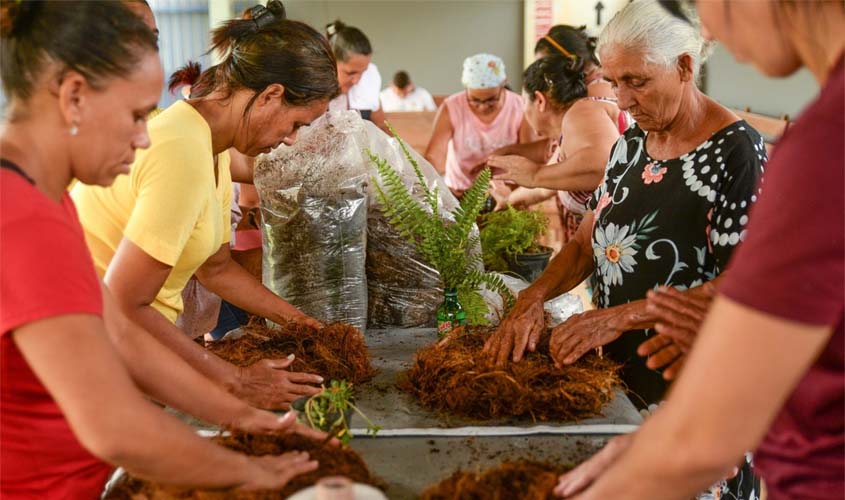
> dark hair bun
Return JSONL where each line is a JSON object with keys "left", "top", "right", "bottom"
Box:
{"left": 266, "top": 0, "right": 286, "bottom": 20}
{"left": 0, "top": 0, "right": 38, "bottom": 37}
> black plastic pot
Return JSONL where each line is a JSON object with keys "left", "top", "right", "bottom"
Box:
{"left": 507, "top": 246, "right": 553, "bottom": 283}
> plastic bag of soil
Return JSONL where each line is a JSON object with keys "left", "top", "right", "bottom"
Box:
{"left": 254, "top": 111, "right": 369, "bottom": 330}
{"left": 362, "top": 121, "right": 485, "bottom": 328}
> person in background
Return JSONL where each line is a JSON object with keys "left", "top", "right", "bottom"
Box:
{"left": 325, "top": 19, "right": 387, "bottom": 130}
{"left": 380, "top": 70, "right": 436, "bottom": 112}
{"left": 491, "top": 25, "right": 631, "bottom": 244}
{"left": 72, "top": 0, "right": 337, "bottom": 411}
{"left": 555, "top": 0, "right": 844, "bottom": 498}
{"left": 425, "top": 53, "right": 533, "bottom": 197}
{"left": 0, "top": 2, "right": 324, "bottom": 497}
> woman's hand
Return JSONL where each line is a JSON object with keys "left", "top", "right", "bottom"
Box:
{"left": 289, "top": 312, "right": 323, "bottom": 329}
{"left": 234, "top": 410, "right": 340, "bottom": 446}
{"left": 637, "top": 334, "right": 686, "bottom": 380}
{"left": 482, "top": 291, "right": 546, "bottom": 367}
{"left": 549, "top": 308, "right": 627, "bottom": 367}
{"left": 554, "top": 434, "right": 633, "bottom": 498}
{"left": 643, "top": 284, "right": 716, "bottom": 351}
{"left": 238, "top": 452, "right": 319, "bottom": 491}
{"left": 236, "top": 356, "right": 323, "bottom": 410}
{"left": 489, "top": 155, "right": 542, "bottom": 188}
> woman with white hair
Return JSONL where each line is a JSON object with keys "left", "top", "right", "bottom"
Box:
{"left": 555, "top": 0, "right": 844, "bottom": 497}
{"left": 424, "top": 53, "right": 532, "bottom": 197}
{"left": 484, "top": 0, "right": 765, "bottom": 411}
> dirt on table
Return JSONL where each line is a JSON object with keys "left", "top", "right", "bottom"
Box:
{"left": 401, "top": 327, "right": 620, "bottom": 421}
{"left": 420, "top": 460, "right": 570, "bottom": 500}
{"left": 207, "top": 321, "right": 377, "bottom": 385}
{"left": 106, "top": 432, "right": 384, "bottom": 500}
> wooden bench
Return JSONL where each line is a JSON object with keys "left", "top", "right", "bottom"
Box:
{"left": 383, "top": 111, "right": 437, "bottom": 154}
{"left": 732, "top": 108, "right": 791, "bottom": 153}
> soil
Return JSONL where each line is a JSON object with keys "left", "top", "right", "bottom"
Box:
{"left": 420, "top": 460, "right": 570, "bottom": 500}
{"left": 105, "top": 432, "right": 384, "bottom": 500}
{"left": 401, "top": 327, "right": 620, "bottom": 421}
{"left": 207, "top": 322, "right": 377, "bottom": 385}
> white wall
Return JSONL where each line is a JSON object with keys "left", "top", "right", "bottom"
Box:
{"left": 705, "top": 45, "right": 817, "bottom": 119}
{"left": 284, "top": 0, "right": 525, "bottom": 96}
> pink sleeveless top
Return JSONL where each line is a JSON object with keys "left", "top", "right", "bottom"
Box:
{"left": 556, "top": 96, "right": 632, "bottom": 214}
{"left": 444, "top": 90, "right": 524, "bottom": 191}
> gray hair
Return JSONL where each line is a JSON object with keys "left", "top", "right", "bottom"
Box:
{"left": 597, "top": 0, "right": 713, "bottom": 79}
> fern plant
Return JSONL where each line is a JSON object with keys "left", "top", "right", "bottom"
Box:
{"left": 368, "top": 126, "right": 513, "bottom": 325}
{"left": 303, "top": 380, "right": 380, "bottom": 445}
{"left": 479, "top": 207, "right": 549, "bottom": 272}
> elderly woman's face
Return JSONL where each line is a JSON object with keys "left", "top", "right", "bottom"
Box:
{"left": 696, "top": 1, "right": 802, "bottom": 78}
{"left": 600, "top": 45, "right": 691, "bottom": 132}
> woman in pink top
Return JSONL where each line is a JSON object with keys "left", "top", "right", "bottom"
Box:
{"left": 425, "top": 53, "right": 532, "bottom": 196}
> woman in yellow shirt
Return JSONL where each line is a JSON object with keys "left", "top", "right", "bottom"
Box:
{"left": 72, "top": 1, "right": 338, "bottom": 410}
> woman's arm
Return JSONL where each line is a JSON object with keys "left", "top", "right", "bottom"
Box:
{"left": 482, "top": 211, "right": 597, "bottom": 366}
{"left": 506, "top": 187, "right": 557, "bottom": 209}
{"left": 195, "top": 243, "right": 320, "bottom": 329}
{"left": 563, "top": 296, "right": 833, "bottom": 499}
{"left": 228, "top": 150, "right": 255, "bottom": 184}
{"left": 424, "top": 103, "right": 453, "bottom": 176}
{"left": 13, "top": 314, "right": 317, "bottom": 489}
{"left": 105, "top": 238, "right": 320, "bottom": 410}
{"left": 101, "top": 283, "right": 326, "bottom": 440}
{"left": 494, "top": 102, "right": 618, "bottom": 191}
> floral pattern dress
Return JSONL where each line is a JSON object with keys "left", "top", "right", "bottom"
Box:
{"left": 588, "top": 121, "right": 766, "bottom": 500}
{"left": 587, "top": 120, "right": 767, "bottom": 404}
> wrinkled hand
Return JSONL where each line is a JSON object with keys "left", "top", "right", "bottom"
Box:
{"left": 237, "top": 356, "right": 323, "bottom": 410}
{"left": 554, "top": 434, "right": 633, "bottom": 497}
{"left": 645, "top": 284, "right": 716, "bottom": 352}
{"left": 482, "top": 293, "right": 546, "bottom": 367}
{"left": 234, "top": 410, "right": 340, "bottom": 446}
{"left": 238, "top": 451, "right": 318, "bottom": 491}
{"left": 636, "top": 334, "right": 685, "bottom": 380}
{"left": 489, "top": 155, "right": 542, "bottom": 188}
{"left": 549, "top": 308, "right": 624, "bottom": 367}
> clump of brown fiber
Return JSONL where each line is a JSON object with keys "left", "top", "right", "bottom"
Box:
{"left": 402, "top": 327, "right": 620, "bottom": 421}
{"left": 105, "top": 431, "right": 384, "bottom": 500}
{"left": 420, "top": 460, "right": 570, "bottom": 500}
{"left": 208, "top": 322, "right": 377, "bottom": 385}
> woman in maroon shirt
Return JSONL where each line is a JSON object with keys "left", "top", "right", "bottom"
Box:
{"left": 555, "top": 1, "right": 844, "bottom": 499}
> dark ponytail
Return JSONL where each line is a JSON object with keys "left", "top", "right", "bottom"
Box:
{"left": 1, "top": 0, "right": 158, "bottom": 102}
{"left": 534, "top": 25, "right": 600, "bottom": 68}
{"left": 172, "top": 0, "right": 338, "bottom": 109}
{"left": 325, "top": 19, "right": 372, "bottom": 62}
{"left": 523, "top": 54, "right": 588, "bottom": 109}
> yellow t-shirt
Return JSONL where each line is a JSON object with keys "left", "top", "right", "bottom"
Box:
{"left": 72, "top": 100, "right": 232, "bottom": 323}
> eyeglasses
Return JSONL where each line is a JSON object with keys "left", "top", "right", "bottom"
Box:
{"left": 466, "top": 88, "right": 503, "bottom": 108}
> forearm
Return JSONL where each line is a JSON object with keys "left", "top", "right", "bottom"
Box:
{"left": 509, "top": 187, "right": 556, "bottom": 209}
{"left": 493, "top": 139, "right": 550, "bottom": 164}
{"left": 525, "top": 238, "right": 594, "bottom": 302}
{"left": 122, "top": 302, "right": 239, "bottom": 392}
{"left": 533, "top": 150, "right": 606, "bottom": 192}
{"left": 104, "top": 294, "right": 253, "bottom": 427}
{"left": 198, "top": 259, "right": 303, "bottom": 324}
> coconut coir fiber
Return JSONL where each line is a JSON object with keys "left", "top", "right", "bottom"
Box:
{"left": 402, "top": 328, "right": 620, "bottom": 421}
{"left": 207, "top": 322, "right": 377, "bottom": 385}
{"left": 106, "top": 432, "right": 383, "bottom": 499}
{"left": 420, "top": 460, "right": 569, "bottom": 500}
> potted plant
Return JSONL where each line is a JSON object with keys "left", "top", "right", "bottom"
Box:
{"left": 294, "top": 380, "right": 380, "bottom": 445}
{"left": 479, "top": 206, "right": 552, "bottom": 282}
{"left": 368, "top": 127, "right": 513, "bottom": 332}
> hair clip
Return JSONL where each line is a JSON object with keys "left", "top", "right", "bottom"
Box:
{"left": 326, "top": 23, "right": 337, "bottom": 37}
{"left": 248, "top": 4, "right": 275, "bottom": 30}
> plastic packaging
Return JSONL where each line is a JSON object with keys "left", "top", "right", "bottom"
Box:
{"left": 254, "top": 111, "right": 369, "bottom": 330}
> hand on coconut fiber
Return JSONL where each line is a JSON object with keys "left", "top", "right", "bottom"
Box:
{"left": 235, "top": 355, "right": 324, "bottom": 410}
{"left": 233, "top": 409, "right": 339, "bottom": 447}
{"left": 482, "top": 292, "right": 546, "bottom": 367}
{"left": 554, "top": 434, "right": 633, "bottom": 498}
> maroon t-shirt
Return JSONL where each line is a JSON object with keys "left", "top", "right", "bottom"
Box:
{"left": 721, "top": 55, "right": 845, "bottom": 500}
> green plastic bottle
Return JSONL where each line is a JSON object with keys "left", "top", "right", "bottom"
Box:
{"left": 436, "top": 288, "right": 467, "bottom": 338}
